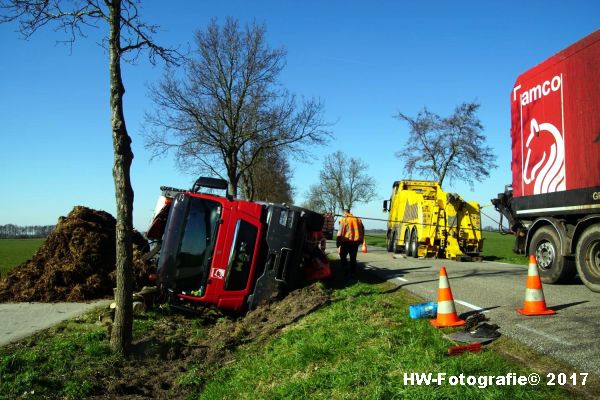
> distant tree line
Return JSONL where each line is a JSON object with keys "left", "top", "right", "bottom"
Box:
{"left": 483, "top": 225, "right": 500, "bottom": 232}
{"left": 0, "top": 224, "right": 55, "bottom": 239}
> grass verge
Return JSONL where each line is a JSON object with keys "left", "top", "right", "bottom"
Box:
{"left": 0, "top": 313, "right": 122, "bottom": 398}
{"left": 192, "top": 269, "right": 570, "bottom": 399}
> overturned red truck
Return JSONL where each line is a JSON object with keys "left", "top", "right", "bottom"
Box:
{"left": 492, "top": 30, "right": 600, "bottom": 292}
{"left": 147, "top": 177, "right": 331, "bottom": 311}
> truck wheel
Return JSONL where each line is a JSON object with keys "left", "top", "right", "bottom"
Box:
{"left": 410, "top": 228, "right": 419, "bottom": 258}
{"left": 393, "top": 231, "right": 402, "bottom": 254}
{"left": 386, "top": 231, "right": 395, "bottom": 252}
{"left": 404, "top": 229, "right": 412, "bottom": 256}
{"left": 530, "top": 226, "right": 575, "bottom": 284}
{"left": 575, "top": 224, "right": 600, "bottom": 293}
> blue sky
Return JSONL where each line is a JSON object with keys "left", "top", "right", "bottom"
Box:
{"left": 1, "top": 1, "right": 598, "bottom": 230}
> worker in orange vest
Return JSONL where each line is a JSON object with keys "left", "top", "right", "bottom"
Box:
{"left": 336, "top": 208, "right": 365, "bottom": 274}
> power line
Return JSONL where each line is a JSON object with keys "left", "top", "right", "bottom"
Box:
{"left": 332, "top": 213, "right": 490, "bottom": 234}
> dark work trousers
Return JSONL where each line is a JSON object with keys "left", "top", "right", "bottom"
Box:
{"left": 339, "top": 241, "right": 361, "bottom": 273}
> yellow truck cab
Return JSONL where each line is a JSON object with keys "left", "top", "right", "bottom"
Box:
{"left": 383, "top": 180, "right": 483, "bottom": 260}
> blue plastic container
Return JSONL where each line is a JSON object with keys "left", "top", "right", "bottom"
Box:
{"left": 409, "top": 301, "right": 437, "bottom": 319}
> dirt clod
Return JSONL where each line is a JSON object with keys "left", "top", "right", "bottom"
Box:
{"left": 0, "top": 206, "right": 152, "bottom": 302}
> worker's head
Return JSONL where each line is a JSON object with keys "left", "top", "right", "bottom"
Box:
{"left": 342, "top": 208, "right": 350, "bottom": 216}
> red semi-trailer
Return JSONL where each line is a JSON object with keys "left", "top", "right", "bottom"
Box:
{"left": 146, "top": 177, "right": 331, "bottom": 312}
{"left": 493, "top": 29, "right": 600, "bottom": 292}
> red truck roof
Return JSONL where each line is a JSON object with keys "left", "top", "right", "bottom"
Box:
{"left": 510, "top": 29, "right": 600, "bottom": 199}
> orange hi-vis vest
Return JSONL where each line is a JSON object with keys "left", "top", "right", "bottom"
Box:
{"left": 338, "top": 213, "right": 364, "bottom": 242}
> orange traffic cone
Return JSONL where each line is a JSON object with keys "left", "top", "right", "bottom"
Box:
{"left": 361, "top": 239, "right": 368, "bottom": 253}
{"left": 517, "top": 255, "right": 556, "bottom": 316}
{"left": 430, "top": 266, "right": 465, "bottom": 327}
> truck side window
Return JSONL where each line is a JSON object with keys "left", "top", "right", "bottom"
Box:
{"left": 278, "top": 209, "right": 295, "bottom": 228}
{"left": 224, "top": 220, "right": 257, "bottom": 291}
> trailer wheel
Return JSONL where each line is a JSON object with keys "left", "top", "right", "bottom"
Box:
{"left": 530, "top": 226, "right": 575, "bottom": 284}
{"left": 575, "top": 224, "right": 600, "bottom": 292}
{"left": 404, "top": 229, "right": 412, "bottom": 256}
{"left": 410, "top": 227, "right": 419, "bottom": 258}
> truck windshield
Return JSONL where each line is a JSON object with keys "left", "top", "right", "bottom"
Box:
{"left": 174, "top": 197, "right": 221, "bottom": 292}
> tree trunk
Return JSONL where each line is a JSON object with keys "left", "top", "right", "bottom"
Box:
{"left": 245, "top": 172, "right": 255, "bottom": 201}
{"left": 228, "top": 181, "right": 237, "bottom": 198}
{"left": 227, "top": 159, "right": 238, "bottom": 198}
{"left": 108, "top": 0, "right": 134, "bottom": 355}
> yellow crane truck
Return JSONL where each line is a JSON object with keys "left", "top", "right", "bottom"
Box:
{"left": 383, "top": 180, "right": 483, "bottom": 260}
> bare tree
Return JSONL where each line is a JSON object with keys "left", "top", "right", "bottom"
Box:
{"left": 240, "top": 147, "right": 294, "bottom": 204}
{"left": 305, "top": 151, "right": 377, "bottom": 214}
{"left": 303, "top": 183, "right": 338, "bottom": 214}
{"left": 395, "top": 101, "right": 497, "bottom": 188}
{"left": 144, "top": 17, "right": 330, "bottom": 197}
{"left": 0, "top": 0, "right": 179, "bottom": 354}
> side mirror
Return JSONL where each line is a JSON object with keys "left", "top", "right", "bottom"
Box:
{"left": 382, "top": 200, "right": 389, "bottom": 212}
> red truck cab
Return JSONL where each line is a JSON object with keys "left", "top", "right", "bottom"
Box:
{"left": 147, "top": 177, "right": 331, "bottom": 311}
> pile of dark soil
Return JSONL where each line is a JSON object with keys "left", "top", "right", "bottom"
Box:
{"left": 0, "top": 206, "right": 152, "bottom": 302}
{"left": 103, "top": 283, "right": 330, "bottom": 398}
{"left": 222, "top": 283, "right": 331, "bottom": 346}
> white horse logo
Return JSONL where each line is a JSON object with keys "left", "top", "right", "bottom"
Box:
{"left": 522, "top": 118, "right": 566, "bottom": 194}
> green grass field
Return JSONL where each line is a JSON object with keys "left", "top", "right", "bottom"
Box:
{"left": 0, "top": 239, "right": 44, "bottom": 277}
{"left": 481, "top": 231, "right": 528, "bottom": 265}
{"left": 363, "top": 231, "right": 528, "bottom": 265}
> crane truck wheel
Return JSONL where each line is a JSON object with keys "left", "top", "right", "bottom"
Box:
{"left": 575, "top": 224, "right": 600, "bottom": 293}
{"left": 392, "top": 231, "right": 402, "bottom": 254}
{"left": 410, "top": 228, "right": 419, "bottom": 258}
{"left": 386, "top": 231, "right": 394, "bottom": 252}
{"left": 530, "top": 226, "right": 575, "bottom": 284}
{"left": 404, "top": 229, "right": 412, "bottom": 257}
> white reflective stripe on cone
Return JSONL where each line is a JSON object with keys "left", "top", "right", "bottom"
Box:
{"left": 525, "top": 288, "right": 546, "bottom": 302}
{"left": 528, "top": 263, "right": 539, "bottom": 276}
{"left": 437, "top": 300, "right": 457, "bottom": 314}
{"left": 438, "top": 276, "right": 449, "bottom": 289}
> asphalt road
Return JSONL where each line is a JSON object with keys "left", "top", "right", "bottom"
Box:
{"left": 326, "top": 242, "right": 600, "bottom": 375}
{"left": 0, "top": 301, "right": 110, "bottom": 347}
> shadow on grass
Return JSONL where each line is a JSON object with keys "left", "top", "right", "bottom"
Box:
{"left": 321, "top": 259, "right": 392, "bottom": 299}
{"left": 321, "top": 259, "right": 437, "bottom": 301}
{"left": 483, "top": 255, "right": 502, "bottom": 262}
